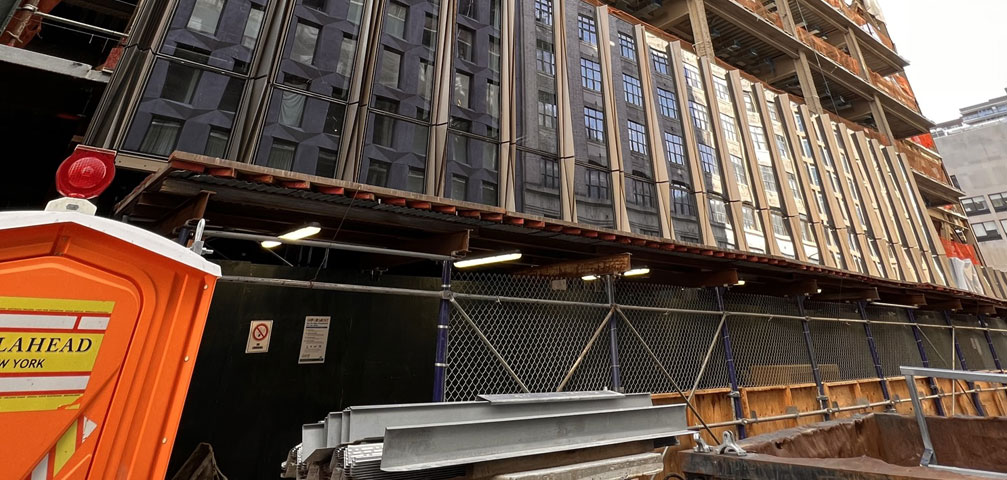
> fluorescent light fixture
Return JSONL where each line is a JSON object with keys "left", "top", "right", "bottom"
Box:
{"left": 623, "top": 267, "right": 650, "bottom": 277}
{"left": 260, "top": 240, "right": 282, "bottom": 249}
{"left": 869, "top": 300, "right": 919, "bottom": 310}
{"left": 453, "top": 251, "right": 522, "bottom": 269}
{"left": 816, "top": 288, "right": 823, "bottom": 294}
{"left": 582, "top": 275, "right": 599, "bottom": 281}
{"left": 735, "top": 279, "right": 746, "bottom": 286}
{"left": 279, "top": 223, "right": 322, "bottom": 241}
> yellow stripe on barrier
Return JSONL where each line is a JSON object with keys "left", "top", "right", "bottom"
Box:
{"left": 54, "top": 420, "right": 78, "bottom": 475}
{"left": 0, "top": 297, "right": 114, "bottom": 314}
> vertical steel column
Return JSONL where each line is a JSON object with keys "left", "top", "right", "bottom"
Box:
{"left": 716, "top": 287, "right": 747, "bottom": 438}
{"left": 797, "top": 296, "right": 830, "bottom": 420}
{"left": 857, "top": 301, "right": 892, "bottom": 404}
{"left": 432, "top": 261, "right": 451, "bottom": 402}
{"left": 943, "top": 311, "right": 986, "bottom": 416}
{"left": 606, "top": 275, "right": 623, "bottom": 392}
{"left": 906, "top": 309, "right": 946, "bottom": 416}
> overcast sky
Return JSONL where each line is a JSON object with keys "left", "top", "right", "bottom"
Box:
{"left": 880, "top": 0, "right": 1007, "bottom": 123}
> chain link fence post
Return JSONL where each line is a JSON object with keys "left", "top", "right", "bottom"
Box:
{"left": 942, "top": 311, "right": 986, "bottom": 416}
{"left": 797, "top": 295, "right": 830, "bottom": 420}
{"left": 715, "top": 287, "right": 747, "bottom": 439}
{"left": 856, "top": 301, "right": 892, "bottom": 407}
{"left": 432, "top": 261, "right": 451, "bottom": 402}
{"left": 606, "top": 275, "right": 623, "bottom": 392}
{"left": 907, "top": 309, "right": 946, "bottom": 416}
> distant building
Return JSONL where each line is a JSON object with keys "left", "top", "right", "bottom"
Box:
{"left": 934, "top": 90, "right": 1007, "bottom": 270}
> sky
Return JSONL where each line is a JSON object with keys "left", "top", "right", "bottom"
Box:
{"left": 880, "top": 0, "right": 1007, "bottom": 123}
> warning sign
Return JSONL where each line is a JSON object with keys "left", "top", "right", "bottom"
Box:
{"left": 246, "top": 320, "right": 272, "bottom": 354}
{"left": 298, "top": 316, "right": 330, "bottom": 364}
{"left": 0, "top": 296, "right": 114, "bottom": 413}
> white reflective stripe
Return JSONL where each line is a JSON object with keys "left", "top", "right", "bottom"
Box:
{"left": 0, "top": 313, "right": 77, "bottom": 329}
{"left": 77, "top": 316, "right": 109, "bottom": 330}
{"left": 0, "top": 375, "right": 89, "bottom": 393}
{"left": 82, "top": 417, "right": 98, "bottom": 441}
{"left": 31, "top": 453, "right": 48, "bottom": 480}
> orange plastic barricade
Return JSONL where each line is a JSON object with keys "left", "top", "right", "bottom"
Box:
{"left": 0, "top": 211, "right": 220, "bottom": 480}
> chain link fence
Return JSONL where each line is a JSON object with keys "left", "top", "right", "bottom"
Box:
{"left": 442, "top": 272, "right": 1007, "bottom": 419}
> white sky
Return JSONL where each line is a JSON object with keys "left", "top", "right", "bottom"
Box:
{"left": 880, "top": 1, "right": 1007, "bottom": 123}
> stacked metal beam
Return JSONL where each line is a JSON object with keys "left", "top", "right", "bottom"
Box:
{"left": 283, "top": 391, "right": 688, "bottom": 480}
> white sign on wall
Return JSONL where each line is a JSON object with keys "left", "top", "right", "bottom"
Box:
{"left": 246, "top": 320, "right": 272, "bottom": 354}
{"left": 298, "top": 316, "right": 330, "bottom": 364}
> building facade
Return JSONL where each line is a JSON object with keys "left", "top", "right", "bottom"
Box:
{"left": 934, "top": 91, "right": 1007, "bottom": 271}
{"left": 83, "top": 0, "right": 1007, "bottom": 298}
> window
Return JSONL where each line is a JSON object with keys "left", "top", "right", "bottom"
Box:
{"left": 683, "top": 64, "right": 701, "bottom": 88}
{"left": 139, "top": 117, "right": 182, "bottom": 156}
{"left": 489, "top": 37, "right": 500, "bottom": 73}
{"left": 482, "top": 182, "right": 498, "bottom": 204}
{"left": 580, "top": 58, "right": 602, "bottom": 91}
{"left": 291, "top": 22, "right": 319, "bottom": 65}
{"left": 458, "top": 0, "right": 475, "bottom": 18}
{"left": 162, "top": 62, "right": 201, "bottom": 103}
{"left": 743, "top": 93, "right": 755, "bottom": 113}
{"left": 689, "top": 101, "right": 709, "bottom": 131}
{"left": 242, "top": 6, "right": 264, "bottom": 48}
{"left": 730, "top": 154, "right": 748, "bottom": 186}
{"left": 698, "top": 143, "right": 717, "bottom": 175}
{"left": 417, "top": 60, "right": 433, "bottom": 99}
{"left": 278, "top": 91, "right": 305, "bottom": 127}
{"left": 348, "top": 0, "right": 364, "bottom": 25}
{"left": 771, "top": 212, "right": 790, "bottom": 237}
{"left": 720, "top": 114, "right": 738, "bottom": 142}
{"left": 541, "top": 158, "right": 559, "bottom": 188}
{"left": 534, "top": 0, "right": 553, "bottom": 26}
{"left": 204, "top": 128, "right": 229, "bottom": 157}
{"left": 972, "top": 221, "right": 1001, "bottom": 241}
{"left": 407, "top": 167, "right": 425, "bottom": 193}
{"left": 623, "top": 74, "right": 643, "bottom": 106}
{"left": 366, "top": 160, "right": 391, "bottom": 186}
{"left": 316, "top": 149, "right": 337, "bottom": 178}
{"left": 457, "top": 27, "right": 474, "bottom": 61}
{"left": 800, "top": 137, "right": 813, "bottom": 158}
{"left": 267, "top": 140, "right": 296, "bottom": 170}
{"left": 991, "top": 192, "right": 1007, "bottom": 212}
{"left": 709, "top": 197, "right": 728, "bottom": 225}
{"left": 187, "top": 0, "right": 224, "bottom": 35}
{"left": 371, "top": 114, "right": 395, "bottom": 147}
{"left": 767, "top": 101, "right": 780, "bottom": 122}
{"left": 664, "top": 132, "right": 685, "bottom": 165}
{"left": 656, "top": 88, "right": 678, "bottom": 118}
{"left": 454, "top": 71, "right": 471, "bottom": 108}
{"left": 451, "top": 174, "right": 468, "bottom": 200}
{"left": 378, "top": 48, "right": 401, "bottom": 88}
{"left": 807, "top": 165, "right": 821, "bottom": 187}
{"left": 584, "top": 107, "right": 605, "bottom": 142}
{"left": 422, "top": 13, "right": 436, "bottom": 48}
{"left": 748, "top": 125, "right": 767, "bottom": 150}
{"left": 586, "top": 169, "right": 609, "bottom": 198}
{"left": 794, "top": 111, "right": 806, "bottom": 132}
{"left": 486, "top": 81, "right": 500, "bottom": 119}
{"left": 335, "top": 35, "right": 356, "bottom": 76}
{"left": 775, "top": 135, "right": 789, "bottom": 159}
{"left": 962, "top": 196, "right": 990, "bottom": 215}
{"left": 627, "top": 121, "right": 648, "bottom": 154}
{"left": 577, "top": 15, "right": 597, "bottom": 45}
{"left": 742, "top": 206, "right": 759, "bottom": 232}
{"left": 618, "top": 32, "right": 636, "bottom": 60}
{"left": 713, "top": 76, "right": 730, "bottom": 101}
{"left": 538, "top": 91, "right": 557, "bottom": 129}
{"left": 631, "top": 179, "right": 655, "bottom": 207}
{"left": 819, "top": 146, "right": 833, "bottom": 167}
{"left": 650, "top": 48, "right": 669, "bottom": 75}
{"left": 760, "top": 165, "right": 778, "bottom": 194}
{"left": 671, "top": 185, "right": 695, "bottom": 217}
{"left": 386, "top": 2, "right": 407, "bottom": 38}
{"left": 536, "top": 40, "right": 555, "bottom": 76}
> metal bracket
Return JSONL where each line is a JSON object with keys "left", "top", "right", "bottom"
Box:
{"left": 440, "top": 290, "right": 454, "bottom": 300}
{"left": 190, "top": 219, "right": 213, "bottom": 256}
{"left": 717, "top": 431, "right": 747, "bottom": 456}
{"left": 727, "top": 390, "right": 741, "bottom": 399}
{"left": 692, "top": 432, "right": 713, "bottom": 453}
{"left": 920, "top": 447, "right": 934, "bottom": 467}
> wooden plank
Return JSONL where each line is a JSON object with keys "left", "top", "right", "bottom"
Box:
{"left": 517, "top": 254, "right": 632, "bottom": 278}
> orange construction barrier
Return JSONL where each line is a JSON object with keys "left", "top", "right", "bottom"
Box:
{"left": 0, "top": 211, "right": 220, "bottom": 479}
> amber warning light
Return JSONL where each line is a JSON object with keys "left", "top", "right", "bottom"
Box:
{"left": 46, "top": 146, "right": 117, "bottom": 215}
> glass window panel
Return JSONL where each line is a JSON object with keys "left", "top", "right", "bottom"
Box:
{"left": 291, "top": 22, "right": 319, "bottom": 64}
{"left": 204, "top": 128, "right": 229, "bottom": 157}
{"left": 139, "top": 117, "right": 182, "bottom": 156}
{"left": 581, "top": 58, "right": 602, "bottom": 91}
{"left": 656, "top": 88, "right": 678, "bottom": 118}
{"left": 242, "top": 5, "right": 264, "bottom": 49}
{"left": 316, "top": 148, "right": 337, "bottom": 177}
{"left": 578, "top": 14, "right": 597, "bottom": 45}
{"left": 187, "top": 0, "right": 225, "bottom": 35}
{"left": 386, "top": 2, "right": 407, "bottom": 38}
{"left": 516, "top": 151, "right": 561, "bottom": 219}
{"left": 379, "top": 48, "right": 402, "bottom": 88}
{"left": 267, "top": 140, "right": 297, "bottom": 170}
{"left": 618, "top": 32, "right": 636, "bottom": 60}
{"left": 623, "top": 74, "right": 643, "bottom": 106}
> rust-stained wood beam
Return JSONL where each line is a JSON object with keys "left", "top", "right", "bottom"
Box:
{"left": 812, "top": 287, "right": 879, "bottom": 302}
{"left": 657, "top": 269, "right": 739, "bottom": 288}
{"left": 877, "top": 292, "right": 927, "bottom": 307}
{"left": 961, "top": 303, "right": 997, "bottom": 316}
{"left": 920, "top": 299, "right": 963, "bottom": 312}
{"left": 402, "top": 230, "right": 470, "bottom": 257}
{"left": 739, "top": 279, "right": 819, "bottom": 298}
{"left": 154, "top": 190, "right": 214, "bottom": 236}
{"left": 517, "top": 253, "right": 632, "bottom": 278}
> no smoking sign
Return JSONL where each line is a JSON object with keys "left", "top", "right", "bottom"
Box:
{"left": 245, "top": 320, "right": 273, "bottom": 354}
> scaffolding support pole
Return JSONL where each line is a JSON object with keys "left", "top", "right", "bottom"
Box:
{"left": 857, "top": 301, "right": 892, "bottom": 404}
{"left": 716, "top": 287, "right": 746, "bottom": 439}
{"left": 943, "top": 311, "right": 986, "bottom": 416}
{"left": 606, "top": 275, "right": 622, "bottom": 392}
{"left": 907, "top": 309, "right": 946, "bottom": 416}
{"left": 797, "top": 296, "right": 830, "bottom": 420}
{"left": 432, "top": 261, "right": 451, "bottom": 402}
{"left": 979, "top": 315, "right": 1004, "bottom": 372}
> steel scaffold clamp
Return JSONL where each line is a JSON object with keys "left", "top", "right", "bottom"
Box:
{"left": 717, "top": 431, "right": 747, "bottom": 456}
{"left": 692, "top": 432, "right": 713, "bottom": 453}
